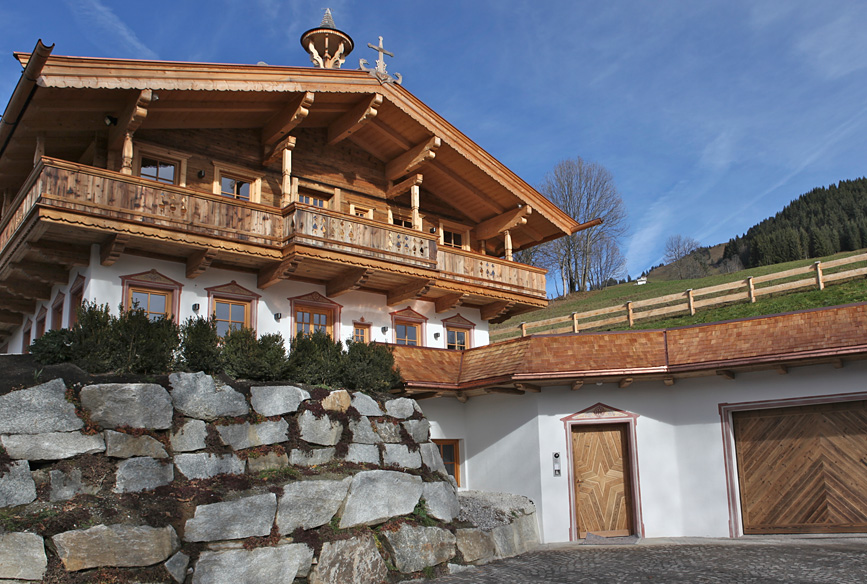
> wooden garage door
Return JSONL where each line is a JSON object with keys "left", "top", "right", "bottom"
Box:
{"left": 733, "top": 400, "right": 867, "bottom": 534}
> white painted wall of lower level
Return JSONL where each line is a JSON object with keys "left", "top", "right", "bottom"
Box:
{"left": 423, "top": 359, "right": 867, "bottom": 543}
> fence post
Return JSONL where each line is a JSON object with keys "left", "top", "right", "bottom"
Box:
{"left": 626, "top": 301, "right": 634, "bottom": 327}
{"left": 520, "top": 322, "right": 527, "bottom": 337}
{"left": 747, "top": 276, "right": 756, "bottom": 303}
{"left": 571, "top": 312, "right": 579, "bottom": 334}
{"left": 686, "top": 289, "right": 695, "bottom": 316}
{"left": 814, "top": 261, "right": 824, "bottom": 290}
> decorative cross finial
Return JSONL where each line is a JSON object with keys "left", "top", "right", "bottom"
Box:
{"left": 359, "top": 36, "right": 402, "bottom": 85}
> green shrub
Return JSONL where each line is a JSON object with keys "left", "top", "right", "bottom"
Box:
{"left": 70, "top": 301, "right": 114, "bottom": 373}
{"left": 108, "top": 306, "right": 179, "bottom": 374}
{"left": 222, "top": 328, "right": 287, "bottom": 380}
{"left": 341, "top": 340, "right": 403, "bottom": 393}
{"left": 29, "top": 328, "right": 75, "bottom": 365}
{"left": 180, "top": 316, "right": 222, "bottom": 374}
{"left": 285, "top": 330, "right": 344, "bottom": 386}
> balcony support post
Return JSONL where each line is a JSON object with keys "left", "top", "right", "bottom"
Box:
{"left": 121, "top": 132, "right": 133, "bottom": 175}
{"left": 504, "top": 229, "right": 513, "bottom": 261}
{"left": 411, "top": 184, "right": 421, "bottom": 230}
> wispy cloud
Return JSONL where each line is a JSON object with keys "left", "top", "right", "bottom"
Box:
{"left": 64, "top": 0, "right": 157, "bottom": 59}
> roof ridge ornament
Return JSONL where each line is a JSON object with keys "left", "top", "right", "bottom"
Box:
{"left": 360, "top": 36, "right": 402, "bottom": 85}
{"left": 300, "top": 9, "right": 353, "bottom": 69}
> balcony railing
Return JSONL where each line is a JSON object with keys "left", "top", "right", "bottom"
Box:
{"left": 1, "top": 159, "right": 546, "bottom": 299}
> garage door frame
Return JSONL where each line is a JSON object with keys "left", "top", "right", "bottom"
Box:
{"left": 720, "top": 391, "right": 867, "bottom": 537}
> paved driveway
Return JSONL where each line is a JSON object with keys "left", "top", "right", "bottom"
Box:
{"left": 433, "top": 537, "right": 867, "bottom": 583}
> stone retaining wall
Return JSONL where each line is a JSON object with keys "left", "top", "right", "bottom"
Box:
{"left": 0, "top": 373, "right": 538, "bottom": 583}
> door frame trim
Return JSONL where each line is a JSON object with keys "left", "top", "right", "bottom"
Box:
{"left": 719, "top": 390, "right": 867, "bottom": 538}
{"left": 561, "top": 403, "right": 644, "bottom": 541}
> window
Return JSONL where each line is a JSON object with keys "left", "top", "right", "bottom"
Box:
{"left": 352, "top": 321, "right": 371, "bottom": 343}
{"left": 392, "top": 216, "right": 413, "bottom": 229}
{"left": 140, "top": 156, "right": 176, "bottom": 185}
{"left": 51, "top": 293, "right": 65, "bottom": 330}
{"left": 212, "top": 162, "right": 262, "bottom": 203}
{"left": 134, "top": 143, "right": 190, "bottom": 187}
{"left": 298, "top": 194, "right": 326, "bottom": 208}
{"left": 442, "top": 230, "right": 463, "bottom": 249}
{"left": 214, "top": 299, "right": 250, "bottom": 336}
{"left": 290, "top": 292, "right": 342, "bottom": 338}
{"left": 442, "top": 314, "right": 475, "bottom": 351}
{"left": 390, "top": 307, "right": 427, "bottom": 347}
{"left": 120, "top": 270, "right": 182, "bottom": 324}
{"left": 207, "top": 281, "right": 261, "bottom": 336}
{"left": 35, "top": 308, "right": 47, "bottom": 340}
{"left": 21, "top": 320, "right": 32, "bottom": 354}
{"left": 68, "top": 276, "right": 85, "bottom": 327}
{"left": 129, "top": 287, "right": 171, "bottom": 321}
{"left": 433, "top": 439, "right": 461, "bottom": 486}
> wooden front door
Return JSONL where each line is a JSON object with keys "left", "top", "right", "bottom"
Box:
{"left": 571, "top": 423, "right": 634, "bottom": 537}
{"left": 733, "top": 400, "right": 867, "bottom": 534}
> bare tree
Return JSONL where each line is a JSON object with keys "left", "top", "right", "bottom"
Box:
{"left": 664, "top": 235, "right": 701, "bottom": 279}
{"left": 538, "top": 158, "right": 628, "bottom": 293}
{"left": 588, "top": 235, "right": 627, "bottom": 290}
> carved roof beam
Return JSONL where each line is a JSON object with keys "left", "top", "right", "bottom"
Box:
{"left": 427, "top": 160, "right": 504, "bottom": 216}
{"left": 385, "top": 136, "right": 441, "bottom": 181}
{"left": 0, "top": 278, "right": 52, "bottom": 300}
{"left": 258, "top": 256, "right": 302, "bottom": 290}
{"left": 25, "top": 241, "right": 90, "bottom": 266}
{"left": 186, "top": 249, "right": 218, "bottom": 279}
{"left": 100, "top": 233, "right": 129, "bottom": 266}
{"left": 262, "top": 135, "right": 297, "bottom": 167}
{"left": 0, "top": 294, "right": 35, "bottom": 314}
{"left": 262, "top": 92, "right": 315, "bottom": 146}
{"left": 434, "top": 292, "right": 466, "bottom": 313}
{"left": 480, "top": 300, "right": 513, "bottom": 321}
{"left": 386, "top": 174, "right": 423, "bottom": 200}
{"left": 368, "top": 118, "right": 413, "bottom": 150}
{"left": 108, "top": 89, "right": 153, "bottom": 150}
{"left": 386, "top": 279, "right": 433, "bottom": 306}
{"left": 326, "top": 268, "right": 372, "bottom": 297}
{"left": 328, "top": 93, "right": 383, "bottom": 145}
{"left": 12, "top": 261, "right": 69, "bottom": 285}
{"left": 472, "top": 206, "right": 533, "bottom": 241}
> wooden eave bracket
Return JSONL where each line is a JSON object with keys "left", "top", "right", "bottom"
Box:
{"left": 0, "top": 294, "right": 35, "bottom": 314}
{"left": 326, "top": 268, "right": 372, "bottom": 297}
{"left": 385, "top": 136, "right": 441, "bottom": 181}
{"left": 485, "top": 387, "right": 525, "bottom": 396}
{"left": 571, "top": 380, "right": 584, "bottom": 391}
{"left": 386, "top": 279, "right": 433, "bottom": 306}
{"left": 25, "top": 242, "right": 90, "bottom": 266}
{"left": 258, "top": 256, "right": 301, "bottom": 289}
{"left": 0, "top": 278, "right": 51, "bottom": 301}
{"left": 435, "top": 293, "right": 465, "bottom": 313}
{"left": 663, "top": 377, "right": 676, "bottom": 386}
{"left": 455, "top": 391, "right": 468, "bottom": 403}
{"left": 472, "top": 206, "right": 533, "bottom": 241}
{"left": 328, "top": 94, "right": 383, "bottom": 145}
{"left": 262, "top": 135, "right": 297, "bottom": 167}
{"left": 186, "top": 249, "right": 217, "bottom": 279}
{"left": 12, "top": 261, "right": 68, "bottom": 285}
{"left": 109, "top": 89, "right": 153, "bottom": 150}
{"left": 386, "top": 174, "right": 423, "bottom": 200}
{"left": 515, "top": 383, "right": 541, "bottom": 393}
{"left": 716, "top": 370, "right": 736, "bottom": 380}
{"left": 100, "top": 233, "right": 129, "bottom": 266}
{"left": 262, "top": 92, "right": 315, "bottom": 146}
{"left": 618, "top": 377, "right": 634, "bottom": 389}
{"left": 480, "top": 300, "right": 513, "bottom": 321}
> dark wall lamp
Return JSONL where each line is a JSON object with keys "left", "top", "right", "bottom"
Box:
{"left": 274, "top": 313, "right": 282, "bottom": 322}
{"left": 381, "top": 326, "right": 389, "bottom": 334}
{"left": 192, "top": 303, "right": 200, "bottom": 312}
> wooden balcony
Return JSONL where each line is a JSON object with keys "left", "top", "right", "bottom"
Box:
{"left": 0, "top": 159, "right": 547, "bottom": 327}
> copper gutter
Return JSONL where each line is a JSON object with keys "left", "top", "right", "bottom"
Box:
{"left": 0, "top": 40, "right": 53, "bottom": 160}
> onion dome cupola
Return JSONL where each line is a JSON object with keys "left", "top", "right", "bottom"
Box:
{"left": 300, "top": 8, "right": 354, "bottom": 69}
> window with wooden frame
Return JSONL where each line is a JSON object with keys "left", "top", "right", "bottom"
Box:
{"left": 391, "top": 307, "right": 427, "bottom": 347}
{"left": 352, "top": 319, "right": 372, "bottom": 343}
{"left": 298, "top": 193, "right": 327, "bottom": 208}
{"left": 22, "top": 319, "right": 32, "bottom": 354}
{"left": 389, "top": 208, "right": 413, "bottom": 229}
{"left": 442, "top": 314, "right": 475, "bottom": 351}
{"left": 290, "top": 292, "right": 342, "bottom": 338}
{"left": 68, "top": 276, "right": 85, "bottom": 327}
{"left": 349, "top": 203, "right": 373, "bottom": 219}
{"left": 433, "top": 439, "right": 461, "bottom": 487}
{"left": 51, "top": 293, "right": 65, "bottom": 330}
{"left": 120, "top": 270, "right": 182, "bottom": 324}
{"left": 35, "top": 308, "right": 47, "bottom": 340}
{"left": 207, "top": 281, "right": 260, "bottom": 336}
{"left": 212, "top": 162, "right": 262, "bottom": 203}
{"left": 439, "top": 221, "right": 471, "bottom": 251}
{"left": 134, "top": 143, "right": 190, "bottom": 187}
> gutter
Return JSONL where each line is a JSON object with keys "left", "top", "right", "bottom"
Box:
{"left": 0, "top": 40, "right": 53, "bottom": 161}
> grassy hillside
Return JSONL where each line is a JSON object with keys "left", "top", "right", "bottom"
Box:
{"left": 491, "top": 249, "right": 867, "bottom": 339}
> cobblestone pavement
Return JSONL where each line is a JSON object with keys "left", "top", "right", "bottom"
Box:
{"left": 434, "top": 537, "right": 867, "bottom": 583}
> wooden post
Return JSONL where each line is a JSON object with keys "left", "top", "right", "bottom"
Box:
{"left": 814, "top": 261, "right": 824, "bottom": 290}
{"left": 626, "top": 301, "right": 634, "bottom": 327}
{"left": 572, "top": 312, "right": 579, "bottom": 333}
{"left": 686, "top": 289, "right": 695, "bottom": 316}
{"left": 120, "top": 132, "right": 134, "bottom": 175}
{"left": 747, "top": 276, "right": 756, "bottom": 303}
{"left": 333, "top": 188, "right": 343, "bottom": 212}
{"left": 291, "top": 176, "right": 299, "bottom": 199}
{"left": 281, "top": 146, "right": 293, "bottom": 206}
{"left": 410, "top": 184, "right": 421, "bottom": 230}
{"left": 33, "top": 133, "right": 45, "bottom": 166}
{"left": 504, "top": 229, "right": 513, "bottom": 261}
{"left": 520, "top": 322, "right": 527, "bottom": 337}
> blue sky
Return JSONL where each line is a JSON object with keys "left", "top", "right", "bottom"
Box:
{"left": 2, "top": 1, "right": 866, "bottom": 278}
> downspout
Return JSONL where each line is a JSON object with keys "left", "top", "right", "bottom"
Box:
{"left": 0, "top": 40, "right": 53, "bottom": 160}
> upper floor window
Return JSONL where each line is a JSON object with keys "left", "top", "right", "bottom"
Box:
{"left": 392, "top": 216, "right": 413, "bottom": 229}
{"left": 212, "top": 162, "right": 262, "bottom": 203}
{"left": 350, "top": 203, "right": 373, "bottom": 219}
{"left": 298, "top": 194, "right": 327, "bottom": 208}
{"left": 220, "top": 175, "right": 251, "bottom": 201}
{"left": 134, "top": 143, "right": 190, "bottom": 187}
{"left": 442, "top": 230, "right": 463, "bottom": 249}
{"left": 140, "top": 156, "right": 176, "bottom": 185}
{"left": 120, "top": 270, "right": 182, "bottom": 324}
{"left": 442, "top": 314, "right": 475, "bottom": 350}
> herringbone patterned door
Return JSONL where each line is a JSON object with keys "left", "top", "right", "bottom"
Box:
{"left": 571, "top": 424, "right": 633, "bottom": 537}
{"left": 733, "top": 401, "right": 867, "bottom": 534}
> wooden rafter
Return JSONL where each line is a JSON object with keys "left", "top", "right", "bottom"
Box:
{"left": 472, "top": 206, "right": 533, "bottom": 241}
{"left": 0, "top": 279, "right": 51, "bottom": 300}
{"left": 262, "top": 135, "right": 296, "bottom": 167}
{"left": 327, "top": 94, "right": 383, "bottom": 145}
{"left": 258, "top": 256, "right": 301, "bottom": 290}
{"left": 186, "top": 249, "right": 217, "bottom": 279}
{"left": 0, "top": 311, "right": 22, "bottom": 326}
{"left": 386, "top": 174, "right": 423, "bottom": 200}
{"left": 485, "top": 387, "right": 524, "bottom": 396}
{"left": 262, "top": 92, "right": 315, "bottom": 146}
{"left": 326, "top": 268, "right": 372, "bottom": 297}
{"left": 427, "top": 160, "right": 504, "bottom": 215}
{"left": 385, "top": 136, "right": 441, "bottom": 181}
{"left": 12, "top": 262, "right": 68, "bottom": 285}
{"left": 25, "top": 241, "right": 90, "bottom": 266}
{"left": 618, "top": 378, "right": 634, "bottom": 389}
{"left": 0, "top": 294, "right": 35, "bottom": 314}
{"left": 515, "top": 383, "right": 541, "bottom": 393}
{"left": 108, "top": 89, "right": 153, "bottom": 150}
{"left": 435, "top": 293, "right": 465, "bottom": 313}
{"left": 386, "top": 279, "right": 433, "bottom": 306}
{"left": 480, "top": 300, "right": 513, "bottom": 321}
{"left": 368, "top": 118, "right": 413, "bottom": 150}
{"left": 100, "top": 233, "right": 129, "bottom": 266}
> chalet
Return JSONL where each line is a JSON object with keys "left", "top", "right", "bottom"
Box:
{"left": 2, "top": 14, "right": 867, "bottom": 546}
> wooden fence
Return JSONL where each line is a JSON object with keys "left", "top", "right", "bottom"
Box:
{"left": 496, "top": 252, "right": 867, "bottom": 340}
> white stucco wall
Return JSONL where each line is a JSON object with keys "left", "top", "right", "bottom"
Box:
{"left": 423, "top": 359, "right": 867, "bottom": 543}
